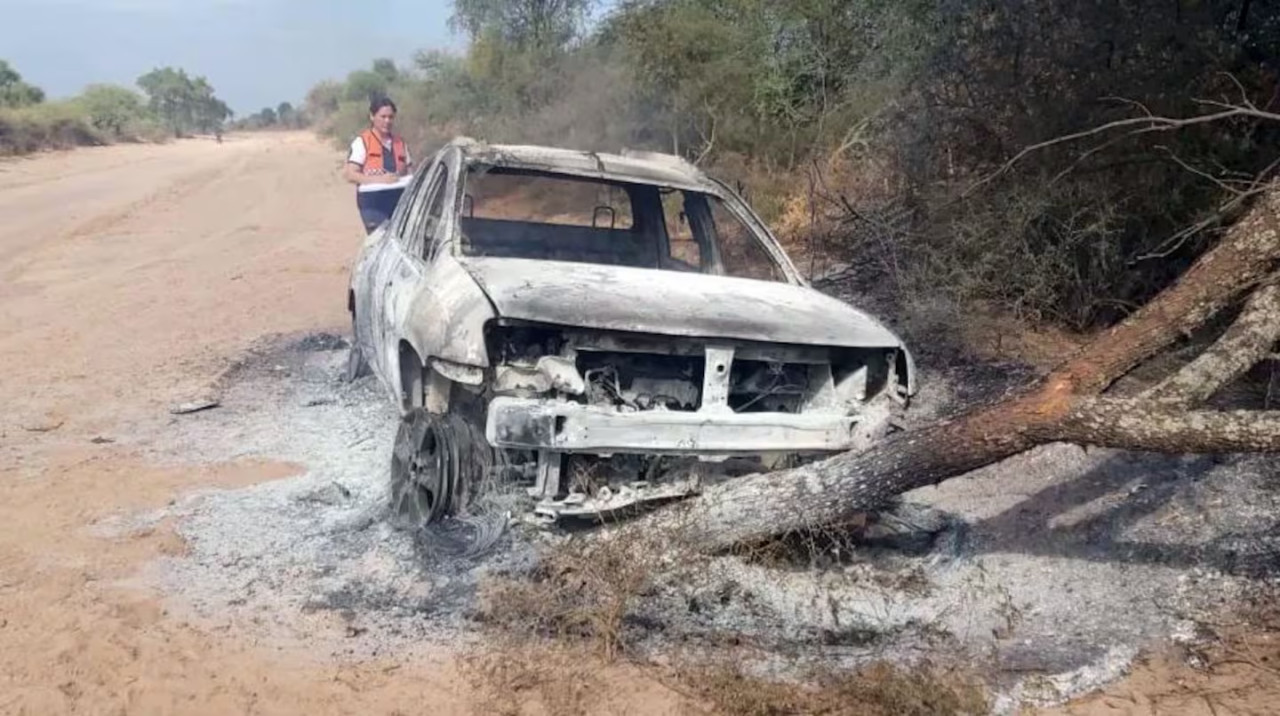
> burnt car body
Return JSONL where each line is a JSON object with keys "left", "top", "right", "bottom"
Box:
{"left": 347, "top": 138, "right": 916, "bottom": 524}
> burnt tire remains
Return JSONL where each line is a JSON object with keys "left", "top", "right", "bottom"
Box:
{"left": 344, "top": 343, "right": 371, "bottom": 383}
{"left": 389, "top": 408, "right": 495, "bottom": 528}
{"left": 443, "top": 412, "right": 495, "bottom": 515}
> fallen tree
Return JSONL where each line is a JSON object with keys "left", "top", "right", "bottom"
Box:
{"left": 628, "top": 135, "right": 1280, "bottom": 551}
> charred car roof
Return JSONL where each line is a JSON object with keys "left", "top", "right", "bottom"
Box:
{"left": 451, "top": 138, "right": 723, "bottom": 194}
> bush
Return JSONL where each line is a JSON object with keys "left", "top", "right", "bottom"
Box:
{"left": 78, "top": 84, "right": 152, "bottom": 140}
{"left": 0, "top": 101, "right": 103, "bottom": 155}
{"left": 325, "top": 99, "right": 374, "bottom": 149}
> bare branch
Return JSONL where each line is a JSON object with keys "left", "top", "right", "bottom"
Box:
{"left": 1101, "top": 95, "right": 1156, "bottom": 117}
{"left": 1158, "top": 146, "right": 1250, "bottom": 196}
{"left": 1133, "top": 186, "right": 1266, "bottom": 262}
{"left": 693, "top": 111, "right": 717, "bottom": 167}
{"left": 965, "top": 105, "right": 1280, "bottom": 198}
{"left": 829, "top": 115, "right": 875, "bottom": 163}
{"left": 1249, "top": 155, "right": 1280, "bottom": 191}
{"left": 1048, "top": 132, "right": 1137, "bottom": 185}
{"left": 1218, "top": 72, "right": 1255, "bottom": 109}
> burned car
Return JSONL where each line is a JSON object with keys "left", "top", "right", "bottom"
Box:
{"left": 347, "top": 138, "right": 916, "bottom": 525}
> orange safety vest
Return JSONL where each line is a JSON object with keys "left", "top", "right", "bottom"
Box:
{"left": 359, "top": 128, "right": 407, "bottom": 175}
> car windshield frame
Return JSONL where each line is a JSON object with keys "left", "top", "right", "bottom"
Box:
{"left": 450, "top": 163, "right": 799, "bottom": 284}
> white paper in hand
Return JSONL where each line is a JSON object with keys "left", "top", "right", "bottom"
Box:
{"left": 358, "top": 174, "right": 414, "bottom": 193}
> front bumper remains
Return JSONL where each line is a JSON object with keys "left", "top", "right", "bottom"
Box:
{"left": 485, "top": 396, "right": 860, "bottom": 455}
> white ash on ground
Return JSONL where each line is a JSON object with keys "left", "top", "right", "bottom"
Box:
{"left": 106, "top": 334, "right": 534, "bottom": 660}
{"left": 626, "top": 447, "right": 1278, "bottom": 707}
{"left": 100, "top": 332, "right": 1280, "bottom": 708}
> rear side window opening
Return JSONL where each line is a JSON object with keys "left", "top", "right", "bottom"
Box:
{"left": 456, "top": 165, "right": 787, "bottom": 283}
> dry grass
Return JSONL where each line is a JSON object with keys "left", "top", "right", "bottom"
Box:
{"left": 464, "top": 644, "right": 989, "bottom": 716}
{"left": 669, "top": 661, "right": 988, "bottom": 716}
{"left": 476, "top": 530, "right": 692, "bottom": 660}
{"left": 466, "top": 530, "right": 697, "bottom": 715}
{"left": 473, "top": 521, "right": 991, "bottom": 716}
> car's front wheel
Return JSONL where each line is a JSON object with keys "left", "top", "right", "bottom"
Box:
{"left": 389, "top": 408, "right": 453, "bottom": 527}
{"left": 388, "top": 406, "right": 495, "bottom": 528}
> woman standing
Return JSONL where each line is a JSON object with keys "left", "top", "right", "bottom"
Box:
{"left": 344, "top": 97, "right": 413, "bottom": 233}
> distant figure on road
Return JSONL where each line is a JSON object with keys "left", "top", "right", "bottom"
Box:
{"left": 344, "top": 97, "right": 413, "bottom": 233}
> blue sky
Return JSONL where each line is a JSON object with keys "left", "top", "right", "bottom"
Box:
{"left": 1, "top": 0, "right": 459, "bottom": 114}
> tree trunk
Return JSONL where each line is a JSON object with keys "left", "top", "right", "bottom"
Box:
{"left": 623, "top": 182, "right": 1280, "bottom": 552}
{"left": 1146, "top": 282, "right": 1280, "bottom": 404}
{"left": 1048, "top": 399, "right": 1280, "bottom": 453}
{"left": 627, "top": 396, "right": 1050, "bottom": 551}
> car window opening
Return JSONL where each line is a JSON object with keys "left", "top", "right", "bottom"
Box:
{"left": 457, "top": 165, "right": 786, "bottom": 282}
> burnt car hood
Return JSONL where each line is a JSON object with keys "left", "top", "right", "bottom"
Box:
{"left": 457, "top": 257, "right": 904, "bottom": 348}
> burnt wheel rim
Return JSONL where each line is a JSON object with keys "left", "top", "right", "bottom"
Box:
{"left": 391, "top": 411, "right": 453, "bottom": 526}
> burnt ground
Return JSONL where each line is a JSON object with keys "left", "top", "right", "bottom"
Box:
{"left": 88, "top": 330, "right": 1280, "bottom": 712}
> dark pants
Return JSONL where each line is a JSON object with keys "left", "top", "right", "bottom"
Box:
{"left": 357, "top": 189, "right": 404, "bottom": 234}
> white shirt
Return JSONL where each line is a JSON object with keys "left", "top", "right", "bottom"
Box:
{"left": 348, "top": 134, "right": 413, "bottom": 193}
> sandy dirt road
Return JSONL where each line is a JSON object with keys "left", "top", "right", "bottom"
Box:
{"left": 1, "top": 134, "right": 1275, "bottom": 716}
{"left": 0, "top": 134, "right": 357, "bottom": 435}
{"left": 0, "top": 134, "right": 681, "bottom": 715}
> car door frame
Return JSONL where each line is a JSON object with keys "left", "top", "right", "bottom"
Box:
{"left": 376, "top": 153, "right": 450, "bottom": 400}
{"left": 352, "top": 171, "right": 425, "bottom": 381}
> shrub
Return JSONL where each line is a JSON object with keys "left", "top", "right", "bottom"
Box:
{"left": 0, "top": 101, "right": 103, "bottom": 155}
{"left": 78, "top": 84, "right": 150, "bottom": 140}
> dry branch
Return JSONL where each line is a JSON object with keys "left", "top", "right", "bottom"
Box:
{"left": 1148, "top": 281, "right": 1280, "bottom": 404}
{"left": 966, "top": 104, "right": 1280, "bottom": 198}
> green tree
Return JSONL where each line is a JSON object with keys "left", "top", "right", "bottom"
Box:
{"left": 137, "top": 67, "right": 193, "bottom": 135}
{"left": 606, "top": 0, "right": 931, "bottom": 163}
{"left": 450, "top": 0, "right": 593, "bottom": 50}
{"left": 371, "top": 58, "right": 400, "bottom": 84}
{"left": 79, "top": 84, "right": 148, "bottom": 137}
{"left": 446, "top": 0, "right": 595, "bottom": 116}
{"left": 0, "top": 59, "right": 45, "bottom": 108}
{"left": 136, "top": 67, "right": 230, "bottom": 137}
{"left": 304, "top": 81, "right": 342, "bottom": 121}
{"left": 344, "top": 69, "right": 390, "bottom": 103}
{"left": 259, "top": 107, "right": 278, "bottom": 125}
{"left": 276, "top": 101, "right": 296, "bottom": 127}
{"left": 191, "top": 77, "right": 231, "bottom": 133}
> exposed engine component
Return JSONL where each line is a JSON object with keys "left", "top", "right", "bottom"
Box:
{"left": 493, "top": 353, "right": 586, "bottom": 396}
{"left": 729, "top": 360, "right": 809, "bottom": 413}
{"left": 579, "top": 351, "right": 702, "bottom": 411}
